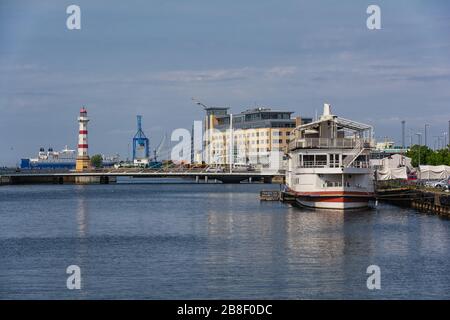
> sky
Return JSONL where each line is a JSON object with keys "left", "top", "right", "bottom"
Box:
{"left": 1, "top": 0, "right": 450, "bottom": 165}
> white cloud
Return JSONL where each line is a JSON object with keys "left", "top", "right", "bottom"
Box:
{"left": 153, "top": 66, "right": 298, "bottom": 83}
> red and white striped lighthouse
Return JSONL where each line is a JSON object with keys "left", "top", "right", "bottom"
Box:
{"left": 76, "top": 107, "right": 90, "bottom": 171}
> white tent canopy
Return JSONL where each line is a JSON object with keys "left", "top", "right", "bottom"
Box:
{"left": 382, "top": 154, "right": 412, "bottom": 170}
{"left": 419, "top": 165, "right": 450, "bottom": 180}
{"left": 374, "top": 154, "right": 412, "bottom": 180}
{"left": 377, "top": 167, "right": 408, "bottom": 180}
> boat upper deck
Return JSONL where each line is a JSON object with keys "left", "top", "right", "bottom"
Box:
{"left": 288, "top": 137, "right": 373, "bottom": 151}
{"left": 288, "top": 104, "right": 373, "bottom": 153}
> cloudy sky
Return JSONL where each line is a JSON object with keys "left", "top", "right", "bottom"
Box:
{"left": 1, "top": 0, "right": 450, "bottom": 165}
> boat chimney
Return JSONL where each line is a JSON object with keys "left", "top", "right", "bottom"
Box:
{"left": 323, "top": 103, "right": 331, "bottom": 116}
{"left": 320, "top": 103, "right": 333, "bottom": 120}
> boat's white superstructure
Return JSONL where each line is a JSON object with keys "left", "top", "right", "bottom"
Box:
{"left": 32, "top": 146, "right": 77, "bottom": 162}
{"left": 285, "top": 104, "right": 375, "bottom": 210}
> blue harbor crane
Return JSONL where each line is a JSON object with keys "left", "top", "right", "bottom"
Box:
{"left": 132, "top": 115, "right": 150, "bottom": 166}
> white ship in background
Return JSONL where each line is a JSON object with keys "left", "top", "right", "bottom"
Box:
{"left": 285, "top": 104, "right": 375, "bottom": 210}
{"left": 20, "top": 146, "right": 119, "bottom": 169}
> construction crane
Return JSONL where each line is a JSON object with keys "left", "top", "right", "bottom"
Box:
{"left": 132, "top": 115, "right": 150, "bottom": 167}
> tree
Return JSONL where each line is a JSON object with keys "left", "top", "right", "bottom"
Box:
{"left": 406, "top": 145, "right": 450, "bottom": 167}
{"left": 90, "top": 154, "right": 103, "bottom": 168}
{"left": 406, "top": 145, "right": 430, "bottom": 167}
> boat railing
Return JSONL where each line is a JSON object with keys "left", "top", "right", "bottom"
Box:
{"left": 351, "top": 161, "right": 370, "bottom": 168}
{"left": 289, "top": 138, "right": 372, "bottom": 150}
{"left": 329, "top": 161, "right": 340, "bottom": 168}
{"left": 301, "top": 161, "right": 328, "bottom": 168}
{"left": 298, "top": 160, "right": 370, "bottom": 169}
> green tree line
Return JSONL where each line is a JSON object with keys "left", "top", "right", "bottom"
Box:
{"left": 406, "top": 145, "right": 450, "bottom": 167}
{"left": 90, "top": 154, "right": 103, "bottom": 168}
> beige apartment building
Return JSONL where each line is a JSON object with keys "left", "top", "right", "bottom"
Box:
{"left": 200, "top": 107, "right": 312, "bottom": 166}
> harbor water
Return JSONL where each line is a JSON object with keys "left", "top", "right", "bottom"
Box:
{"left": 1, "top": 181, "right": 449, "bottom": 299}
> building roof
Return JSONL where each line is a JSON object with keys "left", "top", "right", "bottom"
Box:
{"left": 295, "top": 115, "right": 372, "bottom": 133}
{"left": 238, "top": 107, "right": 294, "bottom": 115}
{"left": 204, "top": 107, "right": 229, "bottom": 111}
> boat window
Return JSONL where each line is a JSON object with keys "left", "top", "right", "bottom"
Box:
{"left": 330, "top": 153, "right": 340, "bottom": 167}
{"left": 315, "top": 155, "right": 327, "bottom": 162}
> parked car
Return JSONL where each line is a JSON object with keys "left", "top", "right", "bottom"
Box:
{"left": 425, "top": 179, "right": 450, "bottom": 189}
{"left": 422, "top": 180, "right": 435, "bottom": 187}
{"left": 438, "top": 178, "right": 450, "bottom": 190}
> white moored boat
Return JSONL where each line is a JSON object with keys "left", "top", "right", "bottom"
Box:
{"left": 285, "top": 104, "right": 375, "bottom": 210}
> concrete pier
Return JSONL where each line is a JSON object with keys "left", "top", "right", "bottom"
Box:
{"left": 3, "top": 175, "right": 116, "bottom": 185}
{"left": 376, "top": 184, "right": 450, "bottom": 218}
{"left": 74, "top": 176, "right": 116, "bottom": 184}
{"left": 0, "top": 175, "right": 11, "bottom": 185}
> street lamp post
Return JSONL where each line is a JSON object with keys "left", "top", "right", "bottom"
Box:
{"left": 448, "top": 120, "right": 450, "bottom": 151}
{"left": 401, "top": 120, "right": 406, "bottom": 149}
{"left": 416, "top": 132, "right": 422, "bottom": 167}
{"left": 408, "top": 129, "right": 415, "bottom": 147}
{"left": 444, "top": 132, "right": 448, "bottom": 150}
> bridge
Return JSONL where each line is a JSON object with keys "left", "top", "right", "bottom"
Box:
{"left": 0, "top": 167, "right": 285, "bottom": 185}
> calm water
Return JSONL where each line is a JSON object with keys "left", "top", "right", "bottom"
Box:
{"left": 1, "top": 181, "right": 449, "bottom": 299}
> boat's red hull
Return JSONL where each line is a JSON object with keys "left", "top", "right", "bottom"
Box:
{"left": 286, "top": 189, "right": 375, "bottom": 210}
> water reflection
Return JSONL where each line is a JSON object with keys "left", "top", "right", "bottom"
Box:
{"left": 75, "top": 186, "right": 89, "bottom": 238}
{"left": 77, "top": 197, "right": 88, "bottom": 238}
{"left": 419, "top": 215, "right": 449, "bottom": 255}
{"left": 74, "top": 186, "right": 89, "bottom": 298}
{"left": 205, "top": 201, "right": 383, "bottom": 297}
